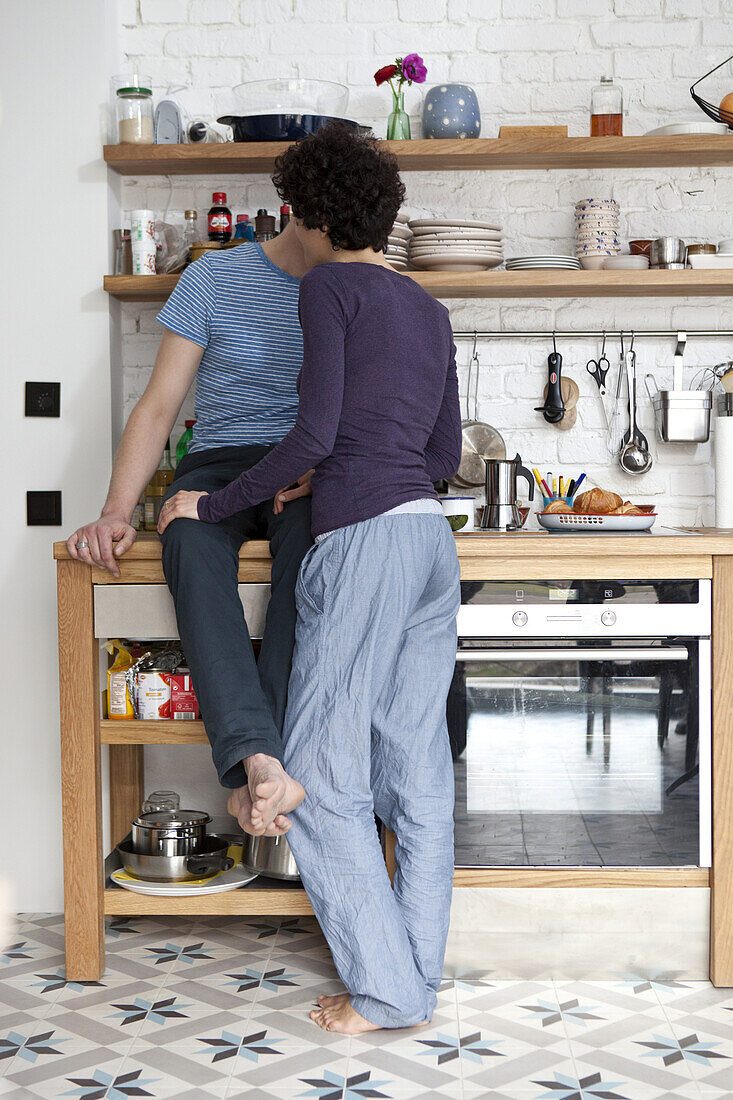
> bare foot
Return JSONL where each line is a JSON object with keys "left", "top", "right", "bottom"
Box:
{"left": 244, "top": 753, "right": 305, "bottom": 834}
{"left": 316, "top": 994, "right": 349, "bottom": 1008}
{"left": 310, "top": 994, "right": 431, "bottom": 1034}
{"left": 310, "top": 997, "right": 382, "bottom": 1035}
{"left": 227, "top": 784, "right": 291, "bottom": 837}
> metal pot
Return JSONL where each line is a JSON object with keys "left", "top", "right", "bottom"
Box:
{"left": 242, "top": 833, "right": 300, "bottom": 881}
{"left": 117, "top": 834, "right": 234, "bottom": 882}
{"left": 649, "top": 237, "right": 686, "bottom": 268}
{"left": 130, "top": 810, "right": 211, "bottom": 857}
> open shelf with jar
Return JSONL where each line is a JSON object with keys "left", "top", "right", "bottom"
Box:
{"left": 104, "top": 268, "right": 733, "bottom": 302}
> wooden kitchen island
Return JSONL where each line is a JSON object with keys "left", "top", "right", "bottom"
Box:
{"left": 54, "top": 531, "right": 733, "bottom": 984}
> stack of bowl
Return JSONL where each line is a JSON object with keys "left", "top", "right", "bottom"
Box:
{"left": 385, "top": 212, "right": 412, "bottom": 270}
{"left": 575, "top": 199, "right": 620, "bottom": 270}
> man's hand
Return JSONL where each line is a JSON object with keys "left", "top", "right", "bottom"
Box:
{"left": 66, "top": 514, "right": 136, "bottom": 577}
{"left": 274, "top": 470, "right": 314, "bottom": 515}
{"left": 157, "top": 490, "right": 208, "bottom": 535}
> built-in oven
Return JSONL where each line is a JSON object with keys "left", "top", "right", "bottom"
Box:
{"left": 448, "top": 579, "right": 711, "bottom": 869}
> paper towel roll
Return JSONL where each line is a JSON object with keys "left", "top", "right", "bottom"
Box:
{"left": 715, "top": 414, "right": 733, "bottom": 527}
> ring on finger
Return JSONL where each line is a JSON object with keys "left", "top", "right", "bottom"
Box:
{"left": 77, "top": 540, "right": 89, "bottom": 549}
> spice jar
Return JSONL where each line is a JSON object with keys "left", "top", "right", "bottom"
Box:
{"left": 117, "top": 83, "right": 154, "bottom": 144}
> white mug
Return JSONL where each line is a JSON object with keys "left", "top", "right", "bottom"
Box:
{"left": 439, "top": 496, "right": 475, "bottom": 533}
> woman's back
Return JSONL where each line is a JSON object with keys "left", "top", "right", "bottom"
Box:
{"left": 299, "top": 261, "right": 461, "bottom": 535}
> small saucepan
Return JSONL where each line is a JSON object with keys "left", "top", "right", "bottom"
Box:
{"left": 117, "top": 834, "right": 234, "bottom": 882}
{"left": 130, "top": 810, "right": 211, "bottom": 857}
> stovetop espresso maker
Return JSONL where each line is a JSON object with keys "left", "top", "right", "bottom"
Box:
{"left": 481, "top": 452, "right": 535, "bottom": 531}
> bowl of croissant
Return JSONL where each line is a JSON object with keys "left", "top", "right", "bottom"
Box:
{"left": 538, "top": 487, "right": 656, "bottom": 532}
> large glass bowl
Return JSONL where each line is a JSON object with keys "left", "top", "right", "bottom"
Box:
{"left": 232, "top": 79, "right": 349, "bottom": 117}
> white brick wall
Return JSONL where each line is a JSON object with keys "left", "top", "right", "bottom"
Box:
{"left": 116, "top": 0, "right": 733, "bottom": 528}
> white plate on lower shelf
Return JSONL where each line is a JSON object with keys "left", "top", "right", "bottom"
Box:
{"left": 538, "top": 512, "right": 657, "bottom": 532}
{"left": 110, "top": 843, "right": 258, "bottom": 895}
{"left": 409, "top": 218, "right": 501, "bottom": 231}
{"left": 410, "top": 228, "right": 503, "bottom": 241}
{"left": 410, "top": 253, "right": 504, "bottom": 269}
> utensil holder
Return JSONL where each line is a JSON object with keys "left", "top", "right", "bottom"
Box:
{"left": 540, "top": 493, "right": 576, "bottom": 509}
{"left": 651, "top": 391, "right": 712, "bottom": 443}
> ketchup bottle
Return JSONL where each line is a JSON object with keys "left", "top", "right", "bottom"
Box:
{"left": 208, "top": 192, "right": 232, "bottom": 243}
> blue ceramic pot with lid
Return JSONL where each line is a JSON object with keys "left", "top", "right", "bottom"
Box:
{"left": 422, "top": 84, "right": 481, "bottom": 139}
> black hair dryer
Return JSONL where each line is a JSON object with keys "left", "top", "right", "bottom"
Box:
{"left": 535, "top": 345, "right": 566, "bottom": 424}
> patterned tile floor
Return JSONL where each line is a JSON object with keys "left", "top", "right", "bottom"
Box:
{"left": 1, "top": 914, "right": 733, "bottom": 1098}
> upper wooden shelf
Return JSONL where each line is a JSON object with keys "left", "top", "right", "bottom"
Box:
{"left": 104, "top": 268, "right": 733, "bottom": 302}
{"left": 103, "top": 134, "right": 733, "bottom": 175}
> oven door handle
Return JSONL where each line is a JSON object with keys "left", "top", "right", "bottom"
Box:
{"left": 456, "top": 646, "right": 689, "bottom": 662}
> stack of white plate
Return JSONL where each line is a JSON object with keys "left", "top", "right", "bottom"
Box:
{"left": 505, "top": 255, "right": 581, "bottom": 270}
{"left": 386, "top": 211, "right": 412, "bottom": 270}
{"left": 575, "top": 198, "right": 620, "bottom": 270}
{"left": 407, "top": 218, "right": 504, "bottom": 272}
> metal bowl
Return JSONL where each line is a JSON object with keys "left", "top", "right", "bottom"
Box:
{"left": 242, "top": 833, "right": 300, "bottom": 881}
{"left": 117, "top": 834, "right": 234, "bottom": 882}
{"left": 649, "top": 237, "right": 686, "bottom": 267}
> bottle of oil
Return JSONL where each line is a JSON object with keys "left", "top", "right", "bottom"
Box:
{"left": 144, "top": 439, "right": 174, "bottom": 530}
{"left": 590, "top": 76, "right": 622, "bottom": 136}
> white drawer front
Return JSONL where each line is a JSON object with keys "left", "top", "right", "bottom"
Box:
{"left": 94, "top": 584, "right": 271, "bottom": 640}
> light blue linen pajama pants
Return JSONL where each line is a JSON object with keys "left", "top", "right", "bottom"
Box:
{"left": 282, "top": 512, "right": 461, "bottom": 1028}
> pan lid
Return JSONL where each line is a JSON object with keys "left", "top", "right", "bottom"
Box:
{"left": 133, "top": 810, "right": 211, "bottom": 829}
{"left": 452, "top": 422, "right": 506, "bottom": 487}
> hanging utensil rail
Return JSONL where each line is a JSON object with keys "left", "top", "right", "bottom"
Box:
{"left": 452, "top": 329, "right": 733, "bottom": 340}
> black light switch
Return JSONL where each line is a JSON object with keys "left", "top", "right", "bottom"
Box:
{"left": 27, "top": 491, "right": 62, "bottom": 526}
{"left": 25, "top": 382, "right": 60, "bottom": 417}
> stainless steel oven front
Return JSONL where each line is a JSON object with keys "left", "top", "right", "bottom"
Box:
{"left": 448, "top": 579, "right": 711, "bottom": 869}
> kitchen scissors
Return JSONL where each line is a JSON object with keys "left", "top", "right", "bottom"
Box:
{"left": 586, "top": 334, "right": 611, "bottom": 397}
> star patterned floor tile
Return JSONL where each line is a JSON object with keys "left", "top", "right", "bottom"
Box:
{"left": 228, "top": 1048, "right": 352, "bottom": 1094}
{"left": 5, "top": 1051, "right": 131, "bottom": 1098}
{"left": 7, "top": 915, "right": 733, "bottom": 1100}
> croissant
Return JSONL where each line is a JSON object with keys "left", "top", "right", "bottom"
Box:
{"left": 543, "top": 499, "right": 574, "bottom": 514}
{"left": 613, "top": 502, "right": 645, "bottom": 516}
{"left": 573, "top": 487, "right": 623, "bottom": 515}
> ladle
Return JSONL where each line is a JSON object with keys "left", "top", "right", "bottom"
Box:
{"left": 619, "top": 349, "right": 653, "bottom": 476}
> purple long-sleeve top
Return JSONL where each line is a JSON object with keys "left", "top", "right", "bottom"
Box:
{"left": 197, "top": 261, "right": 462, "bottom": 537}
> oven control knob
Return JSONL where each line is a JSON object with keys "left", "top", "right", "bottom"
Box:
{"left": 601, "top": 610, "right": 617, "bottom": 627}
{"left": 512, "top": 611, "right": 528, "bottom": 627}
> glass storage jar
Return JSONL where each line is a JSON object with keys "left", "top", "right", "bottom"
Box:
{"left": 116, "top": 83, "right": 154, "bottom": 144}
{"left": 590, "top": 76, "right": 623, "bottom": 136}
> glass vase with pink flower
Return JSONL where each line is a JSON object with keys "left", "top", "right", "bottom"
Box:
{"left": 374, "top": 53, "right": 427, "bottom": 140}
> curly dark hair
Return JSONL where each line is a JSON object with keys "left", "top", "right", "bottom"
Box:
{"left": 272, "top": 122, "right": 406, "bottom": 252}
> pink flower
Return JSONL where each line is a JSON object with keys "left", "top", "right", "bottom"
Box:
{"left": 401, "top": 53, "right": 427, "bottom": 84}
{"left": 374, "top": 64, "right": 399, "bottom": 86}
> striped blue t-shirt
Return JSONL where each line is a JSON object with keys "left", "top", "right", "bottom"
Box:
{"left": 157, "top": 243, "right": 302, "bottom": 452}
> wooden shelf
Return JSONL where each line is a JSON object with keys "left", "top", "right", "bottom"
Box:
{"left": 103, "top": 866, "right": 708, "bottom": 914}
{"left": 105, "top": 268, "right": 733, "bottom": 303}
{"left": 103, "top": 134, "right": 733, "bottom": 175}
{"left": 101, "top": 718, "right": 207, "bottom": 744}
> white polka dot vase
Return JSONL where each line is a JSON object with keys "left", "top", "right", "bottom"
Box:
{"left": 422, "top": 84, "right": 481, "bottom": 139}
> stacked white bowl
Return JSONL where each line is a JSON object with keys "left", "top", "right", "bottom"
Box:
{"left": 574, "top": 199, "right": 620, "bottom": 270}
{"left": 385, "top": 212, "right": 412, "bottom": 270}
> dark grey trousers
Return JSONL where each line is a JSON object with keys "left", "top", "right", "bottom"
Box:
{"left": 160, "top": 444, "right": 313, "bottom": 789}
